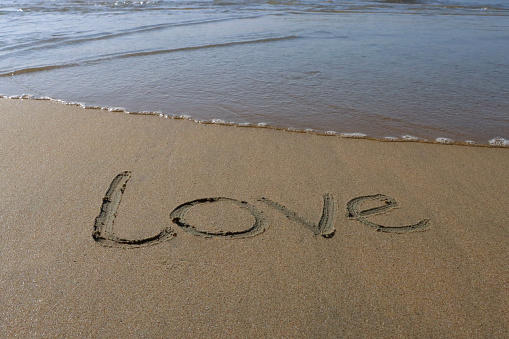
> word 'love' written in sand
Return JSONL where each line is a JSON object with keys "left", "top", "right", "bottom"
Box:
{"left": 93, "top": 171, "right": 430, "bottom": 249}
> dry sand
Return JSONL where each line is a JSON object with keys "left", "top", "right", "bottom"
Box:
{"left": 0, "top": 98, "right": 508, "bottom": 337}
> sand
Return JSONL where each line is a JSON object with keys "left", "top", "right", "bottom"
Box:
{"left": 0, "top": 98, "right": 508, "bottom": 338}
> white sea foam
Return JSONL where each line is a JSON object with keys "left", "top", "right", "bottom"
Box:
{"left": 489, "top": 137, "right": 509, "bottom": 147}
{"left": 324, "top": 131, "right": 338, "bottom": 135}
{"left": 465, "top": 140, "right": 476, "bottom": 145}
{"left": 286, "top": 127, "right": 300, "bottom": 132}
{"left": 65, "top": 102, "right": 84, "bottom": 107}
{"left": 10, "top": 94, "right": 33, "bottom": 99}
{"left": 107, "top": 107, "right": 126, "bottom": 112}
{"left": 402, "top": 135, "right": 420, "bottom": 141}
{"left": 340, "top": 132, "right": 367, "bottom": 138}
{"left": 436, "top": 137, "right": 453, "bottom": 144}
{"left": 257, "top": 122, "right": 267, "bottom": 127}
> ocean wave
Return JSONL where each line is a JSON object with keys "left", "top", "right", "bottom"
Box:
{"left": 3, "top": 0, "right": 508, "bottom": 16}
{"left": 0, "top": 35, "right": 300, "bottom": 77}
{"left": 0, "top": 15, "right": 258, "bottom": 56}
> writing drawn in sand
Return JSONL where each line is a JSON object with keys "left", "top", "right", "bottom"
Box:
{"left": 93, "top": 171, "right": 430, "bottom": 248}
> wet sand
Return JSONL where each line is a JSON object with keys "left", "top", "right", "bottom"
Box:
{"left": 1, "top": 98, "right": 508, "bottom": 337}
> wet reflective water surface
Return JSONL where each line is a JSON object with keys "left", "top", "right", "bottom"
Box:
{"left": 1, "top": 0, "right": 508, "bottom": 144}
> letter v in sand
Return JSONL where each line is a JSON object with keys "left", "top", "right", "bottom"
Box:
{"left": 93, "top": 171, "right": 176, "bottom": 248}
{"left": 259, "top": 194, "right": 336, "bottom": 238}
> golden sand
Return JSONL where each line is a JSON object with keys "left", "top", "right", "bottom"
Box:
{"left": 1, "top": 98, "right": 508, "bottom": 337}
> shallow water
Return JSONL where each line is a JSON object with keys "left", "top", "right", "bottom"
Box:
{"left": 1, "top": 0, "right": 508, "bottom": 144}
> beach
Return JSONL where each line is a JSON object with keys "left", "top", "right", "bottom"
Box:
{"left": 1, "top": 98, "right": 508, "bottom": 337}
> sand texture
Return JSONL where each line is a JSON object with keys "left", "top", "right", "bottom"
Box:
{"left": 1, "top": 98, "right": 508, "bottom": 337}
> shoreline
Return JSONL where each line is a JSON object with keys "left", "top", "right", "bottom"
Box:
{"left": 1, "top": 98, "right": 508, "bottom": 337}
{"left": 2, "top": 95, "right": 507, "bottom": 148}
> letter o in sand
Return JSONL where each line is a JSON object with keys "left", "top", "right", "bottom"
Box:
{"left": 170, "top": 197, "right": 267, "bottom": 239}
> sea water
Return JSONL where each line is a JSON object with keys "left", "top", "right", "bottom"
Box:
{"left": 1, "top": 0, "right": 508, "bottom": 144}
